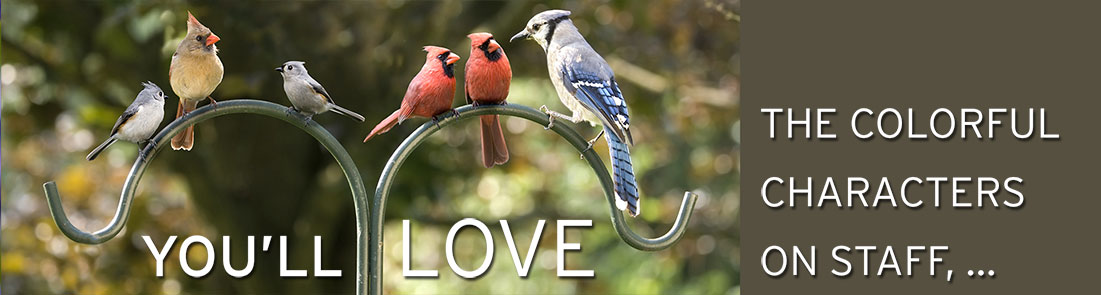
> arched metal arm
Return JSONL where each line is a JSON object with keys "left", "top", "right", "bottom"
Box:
{"left": 369, "top": 103, "right": 698, "bottom": 294}
{"left": 43, "top": 99, "right": 372, "bottom": 294}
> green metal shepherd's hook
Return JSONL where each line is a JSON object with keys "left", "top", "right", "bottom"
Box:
{"left": 42, "top": 100, "right": 372, "bottom": 293}
{"left": 369, "top": 103, "right": 698, "bottom": 294}
{"left": 43, "top": 100, "right": 696, "bottom": 295}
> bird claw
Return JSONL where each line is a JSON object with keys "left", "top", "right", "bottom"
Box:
{"left": 139, "top": 141, "right": 155, "bottom": 161}
{"left": 539, "top": 105, "right": 555, "bottom": 130}
{"left": 431, "top": 115, "right": 442, "bottom": 129}
{"left": 208, "top": 96, "right": 219, "bottom": 109}
{"left": 580, "top": 130, "right": 604, "bottom": 159}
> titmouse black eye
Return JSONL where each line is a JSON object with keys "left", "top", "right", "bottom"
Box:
{"left": 195, "top": 35, "right": 203, "bottom": 42}
{"left": 287, "top": 65, "right": 294, "bottom": 71}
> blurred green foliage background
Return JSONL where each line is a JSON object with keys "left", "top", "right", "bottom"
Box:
{"left": 1, "top": 0, "right": 739, "bottom": 294}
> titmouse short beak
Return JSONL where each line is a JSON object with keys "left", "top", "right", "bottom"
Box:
{"left": 488, "top": 39, "right": 502, "bottom": 53}
{"left": 275, "top": 67, "right": 283, "bottom": 72}
{"left": 446, "top": 52, "right": 461, "bottom": 65}
{"left": 510, "top": 31, "right": 529, "bottom": 43}
{"left": 206, "top": 34, "right": 220, "bottom": 46}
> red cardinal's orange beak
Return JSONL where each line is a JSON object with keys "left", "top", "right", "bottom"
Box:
{"left": 446, "top": 52, "right": 460, "bottom": 65}
{"left": 206, "top": 34, "right": 220, "bottom": 46}
{"left": 487, "top": 39, "right": 501, "bottom": 53}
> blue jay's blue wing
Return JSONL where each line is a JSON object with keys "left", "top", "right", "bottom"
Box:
{"left": 559, "top": 66, "right": 635, "bottom": 145}
{"left": 558, "top": 64, "right": 641, "bottom": 216}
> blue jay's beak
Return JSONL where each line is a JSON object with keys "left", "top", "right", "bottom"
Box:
{"left": 510, "top": 31, "right": 529, "bottom": 43}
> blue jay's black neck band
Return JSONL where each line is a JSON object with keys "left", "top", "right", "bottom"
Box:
{"left": 545, "top": 16, "right": 569, "bottom": 47}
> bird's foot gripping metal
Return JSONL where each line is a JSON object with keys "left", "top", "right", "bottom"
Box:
{"left": 539, "top": 105, "right": 555, "bottom": 129}
{"left": 430, "top": 109, "right": 460, "bottom": 128}
{"left": 139, "top": 140, "right": 156, "bottom": 161}
{"left": 580, "top": 129, "right": 605, "bottom": 159}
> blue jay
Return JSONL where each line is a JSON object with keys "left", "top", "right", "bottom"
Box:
{"left": 511, "top": 10, "right": 641, "bottom": 217}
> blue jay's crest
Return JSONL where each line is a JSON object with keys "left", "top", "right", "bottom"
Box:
{"left": 512, "top": 10, "right": 573, "bottom": 49}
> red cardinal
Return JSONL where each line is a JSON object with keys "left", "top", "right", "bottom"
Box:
{"left": 364, "top": 46, "right": 460, "bottom": 142}
{"left": 465, "top": 33, "right": 512, "bottom": 168}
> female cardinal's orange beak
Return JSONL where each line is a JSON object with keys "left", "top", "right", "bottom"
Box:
{"left": 446, "top": 52, "right": 460, "bottom": 65}
{"left": 206, "top": 34, "right": 220, "bottom": 46}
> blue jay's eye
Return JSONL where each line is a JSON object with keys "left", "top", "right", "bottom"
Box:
{"left": 532, "top": 23, "right": 542, "bottom": 31}
{"left": 195, "top": 35, "right": 203, "bottom": 42}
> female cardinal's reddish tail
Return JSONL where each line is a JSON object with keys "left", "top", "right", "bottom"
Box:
{"left": 465, "top": 33, "right": 512, "bottom": 167}
{"left": 364, "top": 46, "right": 460, "bottom": 142}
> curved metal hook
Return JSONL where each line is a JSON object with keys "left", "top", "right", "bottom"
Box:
{"left": 368, "top": 103, "right": 698, "bottom": 294}
{"left": 43, "top": 99, "right": 372, "bottom": 294}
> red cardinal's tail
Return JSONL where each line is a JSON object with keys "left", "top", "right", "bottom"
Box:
{"left": 171, "top": 99, "right": 198, "bottom": 151}
{"left": 479, "top": 115, "right": 509, "bottom": 167}
{"left": 364, "top": 110, "right": 403, "bottom": 142}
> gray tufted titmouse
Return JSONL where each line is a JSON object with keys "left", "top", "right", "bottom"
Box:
{"left": 87, "top": 81, "right": 167, "bottom": 161}
{"left": 276, "top": 61, "right": 365, "bottom": 122}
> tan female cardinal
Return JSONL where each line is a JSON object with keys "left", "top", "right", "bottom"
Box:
{"left": 363, "top": 46, "right": 460, "bottom": 142}
{"left": 465, "top": 33, "right": 512, "bottom": 167}
{"left": 169, "top": 12, "right": 224, "bottom": 150}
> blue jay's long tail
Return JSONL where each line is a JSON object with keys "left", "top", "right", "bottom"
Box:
{"left": 606, "top": 126, "right": 640, "bottom": 217}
